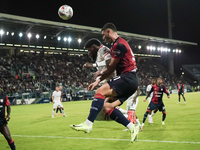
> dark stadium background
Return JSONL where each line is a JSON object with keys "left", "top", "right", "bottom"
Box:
{"left": 0, "top": 0, "right": 199, "bottom": 74}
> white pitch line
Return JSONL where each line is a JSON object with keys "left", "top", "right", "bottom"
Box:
{"left": 10, "top": 135, "right": 200, "bottom": 144}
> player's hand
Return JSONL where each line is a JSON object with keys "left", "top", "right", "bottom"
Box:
{"left": 6, "top": 115, "right": 10, "bottom": 121}
{"left": 143, "top": 99, "right": 147, "bottom": 102}
{"left": 53, "top": 101, "right": 55, "bottom": 103}
{"left": 94, "top": 70, "right": 102, "bottom": 79}
{"left": 88, "top": 80, "right": 100, "bottom": 91}
{"left": 167, "top": 96, "right": 170, "bottom": 99}
{"left": 82, "top": 62, "right": 93, "bottom": 70}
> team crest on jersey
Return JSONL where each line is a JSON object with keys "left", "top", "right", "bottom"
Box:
{"left": 0, "top": 99, "right": 3, "bottom": 103}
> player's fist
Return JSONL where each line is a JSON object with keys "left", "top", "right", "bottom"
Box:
{"left": 82, "top": 62, "right": 93, "bottom": 70}
{"left": 6, "top": 115, "right": 10, "bottom": 121}
{"left": 143, "top": 99, "right": 147, "bottom": 102}
{"left": 167, "top": 96, "right": 170, "bottom": 99}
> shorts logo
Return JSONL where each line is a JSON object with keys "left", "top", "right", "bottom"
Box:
{"left": 113, "top": 49, "right": 121, "bottom": 56}
{"left": 0, "top": 99, "right": 3, "bottom": 103}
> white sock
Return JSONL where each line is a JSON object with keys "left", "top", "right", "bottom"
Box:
{"left": 62, "top": 109, "right": 65, "bottom": 115}
{"left": 126, "top": 122, "right": 133, "bottom": 129}
{"left": 152, "top": 112, "right": 155, "bottom": 116}
{"left": 116, "top": 107, "right": 128, "bottom": 114}
{"left": 142, "top": 123, "right": 144, "bottom": 126}
{"left": 52, "top": 110, "right": 55, "bottom": 116}
{"left": 136, "top": 118, "right": 141, "bottom": 126}
{"left": 84, "top": 119, "right": 93, "bottom": 127}
{"left": 148, "top": 114, "right": 152, "bottom": 121}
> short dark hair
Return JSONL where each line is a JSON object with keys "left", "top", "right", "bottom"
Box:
{"left": 84, "top": 38, "right": 101, "bottom": 49}
{"left": 101, "top": 22, "right": 117, "bottom": 32}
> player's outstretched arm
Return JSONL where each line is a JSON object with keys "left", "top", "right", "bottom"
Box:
{"left": 164, "top": 87, "right": 170, "bottom": 98}
{"left": 144, "top": 87, "right": 153, "bottom": 101}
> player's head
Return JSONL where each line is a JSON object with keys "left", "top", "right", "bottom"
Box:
{"left": 151, "top": 78, "right": 157, "bottom": 85}
{"left": 55, "top": 86, "right": 59, "bottom": 91}
{"left": 101, "top": 22, "right": 117, "bottom": 43}
{"left": 84, "top": 38, "right": 101, "bottom": 59}
{"left": 157, "top": 78, "right": 163, "bottom": 85}
{"left": 59, "top": 85, "right": 63, "bottom": 91}
{"left": 179, "top": 80, "right": 182, "bottom": 84}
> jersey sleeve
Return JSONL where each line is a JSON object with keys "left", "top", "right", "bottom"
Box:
{"left": 5, "top": 96, "right": 10, "bottom": 106}
{"left": 111, "top": 43, "right": 127, "bottom": 59}
{"left": 146, "top": 85, "right": 151, "bottom": 92}
{"left": 103, "top": 46, "right": 111, "bottom": 61}
{"left": 52, "top": 91, "right": 55, "bottom": 97}
{"left": 164, "top": 87, "right": 170, "bottom": 96}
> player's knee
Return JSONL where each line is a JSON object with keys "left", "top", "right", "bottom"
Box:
{"left": 147, "top": 110, "right": 151, "bottom": 114}
{"left": 162, "top": 111, "right": 166, "bottom": 115}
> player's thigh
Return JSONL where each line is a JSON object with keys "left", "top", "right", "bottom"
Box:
{"left": 53, "top": 103, "right": 59, "bottom": 109}
{"left": 147, "top": 102, "right": 157, "bottom": 111}
{"left": 96, "top": 83, "right": 118, "bottom": 97}
{"left": 158, "top": 103, "right": 166, "bottom": 112}
{"left": 104, "top": 99, "right": 122, "bottom": 111}
{"left": 0, "top": 125, "right": 12, "bottom": 141}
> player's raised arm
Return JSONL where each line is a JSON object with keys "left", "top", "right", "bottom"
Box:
{"left": 52, "top": 92, "right": 55, "bottom": 103}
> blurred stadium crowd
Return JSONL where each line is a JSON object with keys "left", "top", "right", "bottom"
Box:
{"left": 0, "top": 53, "right": 194, "bottom": 100}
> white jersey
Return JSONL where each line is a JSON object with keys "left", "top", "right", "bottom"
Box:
{"left": 52, "top": 90, "right": 61, "bottom": 103}
{"left": 96, "top": 45, "right": 116, "bottom": 84}
{"left": 146, "top": 84, "right": 153, "bottom": 102}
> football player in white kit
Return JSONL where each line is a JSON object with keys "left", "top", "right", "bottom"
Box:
{"left": 83, "top": 38, "right": 128, "bottom": 117}
{"left": 146, "top": 78, "right": 156, "bottom": 123}
{"left": 52, "top": 86, "right": 66, "bottom": 118}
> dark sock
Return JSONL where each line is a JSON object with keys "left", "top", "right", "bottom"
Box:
{"left": 143, "top": 111, "right": 150, "bottom": 123}
{"left": 179, "top": 97, "right": 180, "bottom": 102}
{"left": 87, "top": 93, "right": 105, "bottom": 122}
{"left": 9, "top": 139, "right": 16, "bottom": 150}
{"left": 109, "top": 108, "right": 130, "bottom": 127}
{"left": 183, "top": 96, "right": 186, "bottom": 102}
{"left": 56, "top": 108, "right": 59, "bottom": 113}
{"left": 60, "top": 108, "right": 62, "bottom": 113}
{"left": 162, "top": 112, "right": 166, "bottom": 121}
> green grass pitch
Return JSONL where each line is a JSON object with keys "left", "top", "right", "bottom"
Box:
{"left": 1, "top": 92, "right": 200, "bottom": 150}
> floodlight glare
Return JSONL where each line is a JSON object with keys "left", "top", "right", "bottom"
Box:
{"left": 147, "top": 46, "right": 150, "bottom": 50}
{"left": 64, "top": 37, "right": 67, "bottom": 41}
{"left": 36, "top": 34, "right": 40, "bottom": 39}
{"left": 57, "top": 37, "right": 61, "bottom": 41}
{"left": 44, "top": 36, "right": 47, "bottom": 39}
{"left": 27, "top": 33, "right": 32, "bottom": 38}
{"left": 179, "top": 50, "right": 181, "bottom": 53}
{"left": 78, "top": 38, "right": 82, "bottom": 43}
{"left": 19, "top": 33, "right": 23, "bottom": 37}
{"left": 68, "top": 37, "right": 72, "bottom": 42}
{"left": 0, "top": 29, "right": 5, "bottom": 35}
{"left": 11, "top": 32, "right": 14, "bottom": 36}
{"left": 6, "top": 32, "right": 9, "bottom": 35}
{"left": 138, "top": 45, "right": 141, "bottom": 49}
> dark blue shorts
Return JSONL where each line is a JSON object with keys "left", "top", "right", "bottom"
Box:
{"left": 107, "top": 72, "right": 138, "bottom": 105}
{"left": 178, "top": 91, "right": 184, "bottom": 96}
{"left": 147, "top": 101, "right": 166, "bottom": 112}
{"left": 0, "top": 118, "right": 7, "bottom": 127}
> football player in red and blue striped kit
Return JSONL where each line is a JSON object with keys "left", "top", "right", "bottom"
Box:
{"left": 0, "top": 92, "right": 16, "bottom": 150}
{"left": 177, "top": 81, "right": 186, "bottom": 103}
{"left": 142, "top": 78, "right": 170, "bottom": 129}
{"left": 71, "top": 23, "right": 139, "bottom": 143}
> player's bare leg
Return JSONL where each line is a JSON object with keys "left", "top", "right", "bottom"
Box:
{"left": 52, "top": 108, "right": 56, "bottom": 118}
{"left": 0, "top": 125, "right": 16, "bottom": 150}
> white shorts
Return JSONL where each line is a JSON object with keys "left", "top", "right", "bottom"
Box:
{"left": 53, "top": 102, "right": 63, "bottom": 109}
{"left": 126, "top": 95, "right": 139, "bottom": 111}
